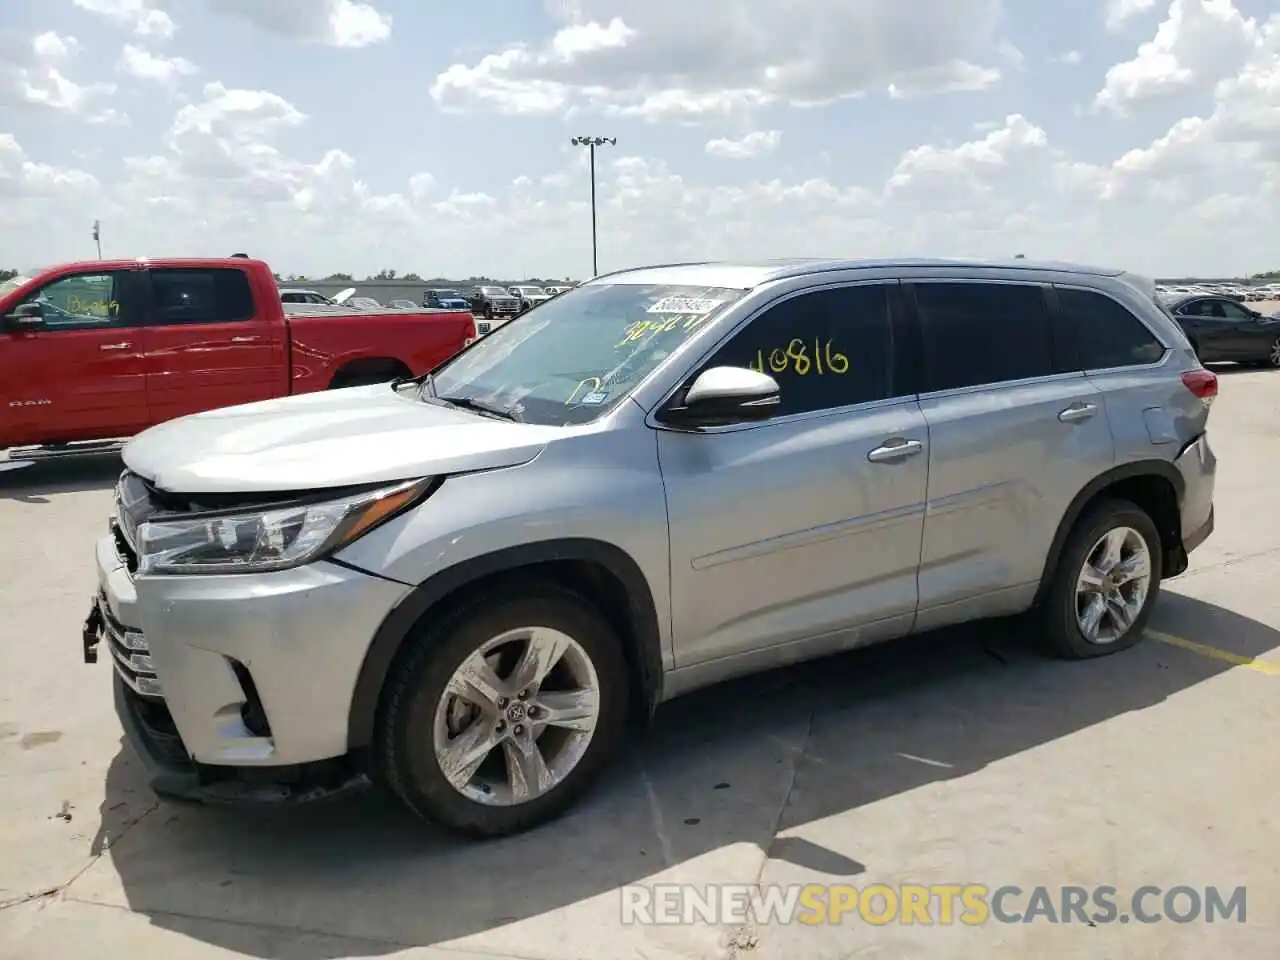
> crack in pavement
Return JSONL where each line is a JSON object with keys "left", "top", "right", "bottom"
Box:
{"left": 0, "top": 800, "right": 160, "bottom": 914}
{"left": 729, "top": 707, "right": 817, "bottom": 957}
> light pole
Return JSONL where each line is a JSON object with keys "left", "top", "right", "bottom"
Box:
{"left": 92, "top": 219, "right": 102, "bottom": 258}
{"left": 570, "top": 136, "right": 615, "bottom": 276}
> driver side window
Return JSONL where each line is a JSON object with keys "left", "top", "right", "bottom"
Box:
{"left": 20, "top": 271, "right": 135, "bottom": 331}
{"left": 701, "top": 284, "right": 897, "bottom": 417}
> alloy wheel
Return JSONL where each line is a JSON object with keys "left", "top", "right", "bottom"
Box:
{"left": 432, "top": 627, "right": 601, "bottom": 806}
{"left": 1074, "top": 526, "right": 1152, "bottom": 644}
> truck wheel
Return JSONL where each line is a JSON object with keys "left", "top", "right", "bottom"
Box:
{"left": 379, "top": 582, "right": 629, "bottom": 838}
{"left": 1036, "top": 498, "right": 1162, "bottom": 659}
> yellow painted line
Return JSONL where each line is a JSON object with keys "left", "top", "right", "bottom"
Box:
{"left": 1148, "top": 630, "right": 1280, "bottom": 676}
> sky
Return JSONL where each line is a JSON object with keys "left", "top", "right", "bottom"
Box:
{"left": 1, "top": 0, "right": 1278, "bottom": 280}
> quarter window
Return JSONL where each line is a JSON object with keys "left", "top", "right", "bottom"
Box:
{"left": 150, "top": 269, "right": 255, "bottom": 324}
{"left": 1055, "top": 288, "right": 1165, "bottom": 369}
{"left": 19, "top": 271, "right": 135, "bottom": 331}
{"left": 701, "top": 285, "right": 896, "bottom": 417}
{"left": 913, "top": 282, "right": 1054, "bottom": 391}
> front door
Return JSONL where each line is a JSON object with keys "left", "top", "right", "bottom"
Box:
{"left": 657, "top": 282, "right": 928, "bottom": 669}
{"left": 141, "top": 266, "right": 287, "bottom": 424}
{"left": 0, "top": 269, "right": 149, "bottom": 447}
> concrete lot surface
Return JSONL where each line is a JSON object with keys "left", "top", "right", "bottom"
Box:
{"left": 2, "top": 365, "right": 1279, "bottom": 959}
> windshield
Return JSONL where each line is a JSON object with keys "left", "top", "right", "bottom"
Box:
{"left": 428, "top": 283, "right": 746, "bottom": 426}
{"left": 480, "top": 286, "right": 509, "bottom": 295}
{"left": 0, "top": 275, "right": 32, "bottom": 298}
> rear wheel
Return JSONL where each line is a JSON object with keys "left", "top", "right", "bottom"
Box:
{"left": 1037, "top": 498, "right": 1162, "bottom": 659}
{"left": 380, "top": 584, "right": 629, "bottom": 838}
{"left": 1269, "top": 336, "right": 1280, "bottom": 368}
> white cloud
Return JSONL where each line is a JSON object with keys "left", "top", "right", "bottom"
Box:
{"left": 0, "top": 30, "right": 121, "bottom": 123}
{"left": 705, "top": 130, "right": 781, "bottom": 159}
{"left": 119, "top": 44, "right": 196, "bottom": 83}
{"left": 431, "top": 0, "right": 1005, "bottom": 120}
{"left": 3, "top": 2, "right": 1280, "bottom": 280}
{"left": 1054, "top": 50, "right": 1083, "bottom": 65}
{"left": 1106, "top": 0, "right": 1161, "bottom": 31}
{"left": 1094, "top": 0, "right": 1261, "bottom": 116}
{"left": 204, "top": 0, "right": 392, "bottom": 47}
{"left": 72, "top": 0, "right": 176, "bottom": 40}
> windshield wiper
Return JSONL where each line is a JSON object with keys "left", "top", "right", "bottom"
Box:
{"left": 435, "top": 395, "right": 521, "bottom": 422}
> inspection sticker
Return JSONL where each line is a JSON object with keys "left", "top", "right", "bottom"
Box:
{"left": 646, "top": 296, "right": 725, "bottom": 315}
{"left": 580, "top": 391, "right": 610, "bottom": 405}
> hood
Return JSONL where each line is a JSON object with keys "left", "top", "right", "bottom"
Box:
{"left": 122, "top": 385, "right": 563, "bottom": 494}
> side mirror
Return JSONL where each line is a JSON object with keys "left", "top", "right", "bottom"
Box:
{"left": 662, "top": 366, "right": 781, "bottom": 427}
{"left": 3, "top": 302, "right": 44, "bottom": 329}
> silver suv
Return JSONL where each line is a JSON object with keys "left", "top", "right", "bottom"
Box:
{"left": 85, "top": 258, "right": 1218, "bottom": 837}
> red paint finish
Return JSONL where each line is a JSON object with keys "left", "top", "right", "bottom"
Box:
{"left": 0, "top": 258, "right": 475, "bottom": 449}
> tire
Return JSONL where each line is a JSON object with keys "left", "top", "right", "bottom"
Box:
{"left": 1268, "top": 336, "right": 1280, "bottom": 368}
{"left": 1036, "top": 498, "right": 1162, "bottom": 660}
{"left": 379, "top": 582, "right": 629, "bottom": 838}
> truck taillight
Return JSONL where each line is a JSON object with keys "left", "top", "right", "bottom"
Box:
{"left": 1181, "top": 369, "right": 1217, "bottom": 406}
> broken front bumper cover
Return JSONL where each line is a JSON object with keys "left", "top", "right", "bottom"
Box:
{"left": 112, "top": 672, "right": 372, "bottom": 807}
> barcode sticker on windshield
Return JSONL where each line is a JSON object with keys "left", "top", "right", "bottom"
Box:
{"left": 647, "top": 296, "right": 725, "bottom": 315}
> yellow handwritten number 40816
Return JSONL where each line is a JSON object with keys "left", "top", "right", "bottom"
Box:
{"left": 750, "top": 338, "right": 848, "bottom": 377}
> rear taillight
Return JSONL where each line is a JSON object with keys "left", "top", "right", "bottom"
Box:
{"left": 1181, "top": 369, "right": 1218, "bottom": 406}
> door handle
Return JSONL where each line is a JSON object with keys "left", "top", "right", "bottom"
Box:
{"left": 1058, "top": 402, "right": 1098, "bottom": 423}
{"left": 867, "top": 438, "right": 924, "bottom": 463}
{"left": 231, "top": 336, "right": 259, "bottom": 344}
{"left": 99, "top": 342, "right": 131, "bottom": 351}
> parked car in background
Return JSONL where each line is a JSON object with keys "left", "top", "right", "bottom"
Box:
{"left": 544, "top": 285, "right": 574, "bottom": 296}
{"left": 468, "top": 285, "right": 522, "bottom": 324}
{"left": 346, "top": 297, "right": 384, "bottom": 310}
{"left": 509, "top": 285, "right": 552, "bottom": 312}
{"left": 1, "top": 257, "right": 476, "bottom": 452}
{"left": 423, "top": 288, "right": 472, "bottom": 310}
{"left": 280, "top": 288, "right": 335, "bottom": 305}
{"left": 1162, "top": 293, "right": 1280, "bottom": 366}
{"left": 390, "top": 299, "right": 419, "bottom": 310}
{"left": 86, "top": 256, "right": 1216, "bottom": 839}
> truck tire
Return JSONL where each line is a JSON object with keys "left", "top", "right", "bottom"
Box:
{"left": 1036, "top": 498, "right": 1162, "bottom": 660}
{"left": 379, "top": 582, "right": 629, "bottom": 838}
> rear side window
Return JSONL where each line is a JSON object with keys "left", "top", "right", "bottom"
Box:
{"left": 912, "top": 282, "right": 1053, "bottom": 391}
{"left": 150, "top": 269, "right": 255, "bottom": 324}
{"left": 1056, "top": 288, "right": 1165, "bottom": 369}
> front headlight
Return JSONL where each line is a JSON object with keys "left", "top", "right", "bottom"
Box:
{"left": 136, "top": 479, "right": 430, "bottom": 575}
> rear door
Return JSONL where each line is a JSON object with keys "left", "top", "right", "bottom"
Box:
{"left": 906, "top": 279, "right": 1116, "bottom": 630}
{"left": 141, "top": 266, "right": 287, "bottom": 423}
{"left": 0, "top": 268, "right": 149, "bottom": 445}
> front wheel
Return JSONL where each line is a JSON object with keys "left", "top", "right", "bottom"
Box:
{"left": 1269, "top": 336, "right": 1280, "bottom": 368}
{"left": 1036, "top": 498, "right": 1162, "bottom": 659}
{"left": 379, "top": 584, "right": 629, "bottom": 838}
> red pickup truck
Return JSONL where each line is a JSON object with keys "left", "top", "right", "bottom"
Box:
{"left": 0, "top": 257, "right": 476, "bottom": 451}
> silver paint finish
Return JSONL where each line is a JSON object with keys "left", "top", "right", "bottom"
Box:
{"left": 96, "top": 534, "right": 409, "bottom": 765}
{"left": 121, "top": 383, "right": 565, "bottom": 493}
{"left": 96, "top": 256, "right": 1218, "bottom": 777}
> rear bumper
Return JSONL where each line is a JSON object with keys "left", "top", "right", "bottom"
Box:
{"left": 1183, "top": 505, "right": 1214, "bottom": 554}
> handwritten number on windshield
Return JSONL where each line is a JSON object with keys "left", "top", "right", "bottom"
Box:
{"left": 614, "top": 313, "right": 710, "bottom": 349}
{"left": 749, "top": 339, "right": 849, "bottom": 376}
